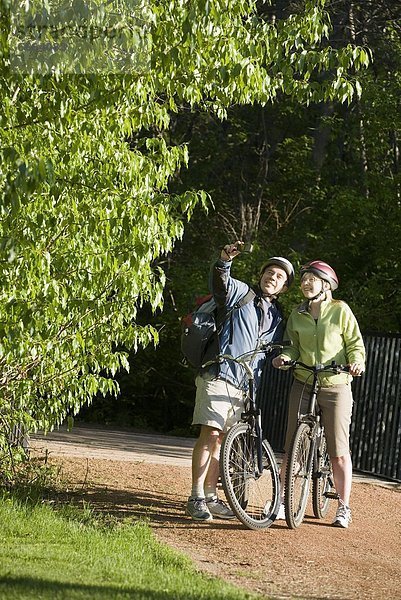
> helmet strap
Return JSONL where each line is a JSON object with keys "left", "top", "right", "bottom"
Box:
{"left": 308, "top": 281, "right": 326, "bottom": 304}
{"left": 259, "top": 288, "right": 277, "bottom": 301}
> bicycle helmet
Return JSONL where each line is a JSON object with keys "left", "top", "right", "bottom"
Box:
{"left": 260, "top": 257, "right": 295, "bottom": 288}
{"left": 300, "top": 260, "right": 339, "bottom": 291}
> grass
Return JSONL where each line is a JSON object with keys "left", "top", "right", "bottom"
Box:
{"left": 0, "top": 493, "right": 262, "bottom": 600}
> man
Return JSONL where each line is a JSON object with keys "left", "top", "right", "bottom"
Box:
{"left": 186, "top": 241, "right": 294, "bottom": 521}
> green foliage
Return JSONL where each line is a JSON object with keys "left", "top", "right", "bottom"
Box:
{"left": 0, "top": 455, "right": 61, "bottom": 501}
{"left": 0, "top": 0, "right": 370, "bottom": 451}
{"left": 86, "top": 2, "right": 401, "bottom": 433}
{"left": 0, "top": 73, "right": 198, "bottom": 436}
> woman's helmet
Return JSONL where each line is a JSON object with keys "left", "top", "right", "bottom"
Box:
{"left": 260, "top": 257, "right": 295, "bottom": 288}
{"left": 300, "top": 260, "right": 339, "bottom": 290}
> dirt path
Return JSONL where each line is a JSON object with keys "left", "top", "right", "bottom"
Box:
{"left": 31, "top": 426, "right": 401, "bottom": 600}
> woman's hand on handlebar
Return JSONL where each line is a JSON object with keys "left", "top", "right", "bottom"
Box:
{"left": 272, "top": 355, "right": 287, "bottom": 369}
{"left": 348, "top": 362, "right": 364, "bottom": 376}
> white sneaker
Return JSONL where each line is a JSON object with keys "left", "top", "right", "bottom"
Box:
{"left": 206, "top": 496, "right": 235, "bottom": 520}
{"left": 186, "top": 497, "right": 213, "bottom": 521}
{"left": 332, "top": 504, "right": 352, "bottom": 528}
{"left": 276, "top": 503, "right": 286, "bottom": 520}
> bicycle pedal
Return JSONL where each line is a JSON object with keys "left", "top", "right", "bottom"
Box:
{"left": 324, "top": 491, "right": 339, "bottom": 499}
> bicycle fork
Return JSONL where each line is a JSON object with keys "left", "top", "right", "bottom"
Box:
{"left": 254, "top": 411, "right": 264, "bottom": 477}
{"left": 305, "top": 426, "right": 316, "bottom": 479}
{"left": 313, "top": 427, "right": 338, "bottom": 500}
{"left": 242, "top": 378, "right": 264, "bottom": 478}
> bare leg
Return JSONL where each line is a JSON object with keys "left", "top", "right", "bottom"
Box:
{"left": 191, "top": 425, "right": 223, "bottom": 498}
{"left": 331, "top": 453, "right": 352, "bottom": 506}
{"left": 204, "top": 430, "right": 224, "bottom": 496}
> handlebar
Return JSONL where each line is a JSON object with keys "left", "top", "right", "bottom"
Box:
{"left": 282, "top": 360, "right": 350, "bottom": 374}
{"left": 201, "top": 340, "right": 293, "bottom": 370}
{"left": 260, "top": 339, "right": 293, "bottom": 351}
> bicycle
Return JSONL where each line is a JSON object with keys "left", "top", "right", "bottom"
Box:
{"left": 283, "top": 360, "right": 350, "bottom": 529}
{"left": 202, "top": 341, "right": 289, "bottom": 530}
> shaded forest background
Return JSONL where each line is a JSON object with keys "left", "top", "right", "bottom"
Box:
{"left": 80, "top": 1, "right": 401, "bottom": 435}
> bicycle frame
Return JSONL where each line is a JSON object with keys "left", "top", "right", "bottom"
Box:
{"left": 296, "top": 371, "right": 322, "bottom": 483}
{"left": 236, "top": 360, "right": 264, "bottom": 476}
{"left": 204, "top": 341, "right": 286, "bottom": 476}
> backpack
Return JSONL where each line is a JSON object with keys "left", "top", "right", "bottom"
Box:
{"left": 180, "top": 288, "right": 256, "bottom": 369}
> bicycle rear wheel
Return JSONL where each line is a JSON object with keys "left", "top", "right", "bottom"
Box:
{"left": 220, "top": 422, "right": 280, "bottom": 530}
{"left": 285, "top": 422, "right": 313, "bottom": 529}
{"left": 312, "top": 430, "right": 334, "bottom": 518}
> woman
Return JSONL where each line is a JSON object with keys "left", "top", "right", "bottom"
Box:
{"left": 272, "top": 260, "right": 365, "bottom": 528}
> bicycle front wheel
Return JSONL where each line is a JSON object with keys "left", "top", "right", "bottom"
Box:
{"left": 312, "top": 430, "right": 334, "bottom": 519}
{"left": 220, "top": 422, "right": 280, "bottom": 530}
{"left": 285, "top": 422, "right": 313, "bottom": 529}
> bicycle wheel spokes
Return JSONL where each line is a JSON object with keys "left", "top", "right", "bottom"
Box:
{"left": 312, "top": 432, "right": 335, "bottom": 519}
{"left": 229, "top": 433, "right": 251, "bottom": 509}
{"left": 220, "top": 423, "right": 280, "bottom": 530}
{"left": 285, "top": 422, "right": 312, "bottom": 529}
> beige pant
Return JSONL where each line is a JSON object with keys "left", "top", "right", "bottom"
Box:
{"left": 284, "top": 379, "right": 353, "bottom": 457}
{"left": 192, "top": 373, "right": 245, "bottom": 432}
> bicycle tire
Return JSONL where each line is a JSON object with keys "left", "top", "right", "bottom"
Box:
{"left": 220, "top": 422, "right": 280, "bottom": 530}
{"left": 285, "top": 422, "right": 313, "bottom": 529}
{"left": 312, "top": 431, "right": 333, "bottom": 519}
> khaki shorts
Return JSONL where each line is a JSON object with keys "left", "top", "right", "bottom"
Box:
{"left": 284, "top": 379, "right": 353, "bottom": 457}
{"left": 192, "top": 373, "right": 245, "bottom": 432}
